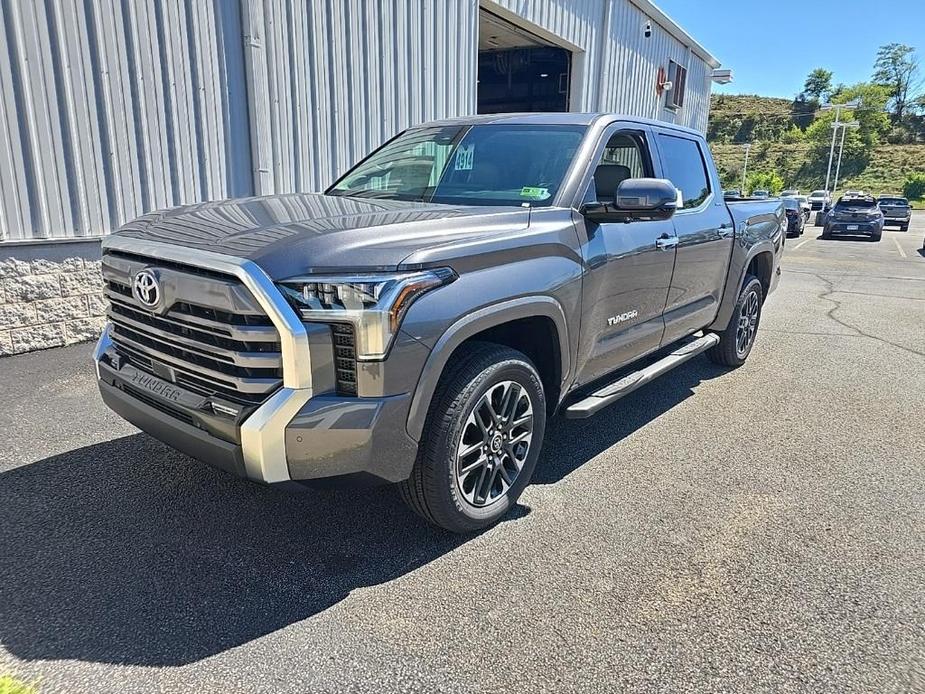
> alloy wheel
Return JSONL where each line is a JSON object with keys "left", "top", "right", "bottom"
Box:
{"left": 736, "top": 290, "right": 760, "bottom": 357}
{"left": 455, "top": 380, "right": 534, "bottom": 508}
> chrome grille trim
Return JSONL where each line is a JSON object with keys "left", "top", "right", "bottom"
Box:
{"left": 97, "top": 235, "right": 315, "bottom": 483}
{"left": 105, "top": 289, "right": 279, "bottom": 342}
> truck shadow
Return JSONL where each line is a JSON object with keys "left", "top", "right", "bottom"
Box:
{"left": 0, "top": 358, "right": 722, "bottom": 667}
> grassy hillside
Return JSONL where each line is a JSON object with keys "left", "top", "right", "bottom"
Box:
{"left": 707, "top": 94, "right": 803, "bottom": 144}
{"left": 710, "top": 142, "right": 925, "bottom": 200}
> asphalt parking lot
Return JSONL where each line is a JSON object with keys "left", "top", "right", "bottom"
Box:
{"left": 1, "top": 214, "right": 924, "bottom": 693}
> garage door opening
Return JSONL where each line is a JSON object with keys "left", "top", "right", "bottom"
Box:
{"left": 477, "top": 9, "right": 572, "bottom": 114}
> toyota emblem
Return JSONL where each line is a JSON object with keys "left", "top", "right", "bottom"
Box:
{"left": 132, "top": 269, "right": 161, "bottom": 309}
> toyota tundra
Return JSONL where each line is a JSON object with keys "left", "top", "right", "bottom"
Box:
{"left": 94, "top": 113, "right": 784, "bottom": 532}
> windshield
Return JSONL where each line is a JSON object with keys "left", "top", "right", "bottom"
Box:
{"left": 327, "top": 124, "right": 587, "bottom": 207}
{"left": 810, "top": 190, "right": 826, "bottom": 197}
{"left": 879, "top": 197, "right": 908, "bottom": 205}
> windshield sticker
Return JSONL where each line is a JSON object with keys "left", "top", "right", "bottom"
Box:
{"left": 454, "top": 145, "right": 474, "bottom": 171}
{"left": 520, "top": 186, "right": 551, "bottom": 200}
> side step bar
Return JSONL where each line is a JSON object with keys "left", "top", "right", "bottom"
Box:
{"left": 563, "top": 333, "right": 720, "bottom": 419}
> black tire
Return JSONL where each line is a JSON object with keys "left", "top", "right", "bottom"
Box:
{"left": 707, "top": 275, "right": 764, "bottom": 368}
{"left": 821, "top": 228, "right": 832, "bottom": 239}
{"left": 900, "top": 224, "right": 908, "bottom": 232}
{"left": 398, "top": 342, "right": 546, "bottom": 533}
{"left": 870, "top": 232, "right": 882, "bottom": 242}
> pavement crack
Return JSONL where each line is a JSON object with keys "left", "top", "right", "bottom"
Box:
{"left": 806, "top": 272, "right": 925, "bottom": 359}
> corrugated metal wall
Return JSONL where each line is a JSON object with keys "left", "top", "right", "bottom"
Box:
{"left": 0, "top": 0, "right": 252, "bottom": 243}
{"left": 241, "top": 0, "right": 478, "bottom": 195}
{"left": 0, "top": 0, "right": 715, "bottom": 243}
{"left": 493, "top": 0, "right": 712, "bottom": 130}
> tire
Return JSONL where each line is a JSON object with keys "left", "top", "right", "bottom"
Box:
{"left": 398, "top": 342, "right": 546, "bottom": 533}
{"left": 821, "top": 227, "right": 832, "bottom": 239}
{"left": 900, "top": 224, "right": 908, "bottom": 232}
{"left": 870, "top": 232, "right": 882, "bottom": 242}
{"left": 707, "top": 275, "right": 764, "bottom": 368}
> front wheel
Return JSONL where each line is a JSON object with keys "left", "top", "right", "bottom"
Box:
{"left": 398, "top": 343, "right": 546, "bottom": 533}
{"left": 707, "top": 275, "right": 764, "bottom": 368}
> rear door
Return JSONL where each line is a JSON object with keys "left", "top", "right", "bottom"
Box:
{"left": 654, "top": 131, "right": 734, "bottom": 345}
{"left": 572, "top": 123, "right": 677, "bottom": 386}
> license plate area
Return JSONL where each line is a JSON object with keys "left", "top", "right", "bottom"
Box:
{"left": 847, "top": 225, "right": 859, "bottom": 231}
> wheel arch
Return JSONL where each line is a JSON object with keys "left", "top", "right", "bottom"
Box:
{"left": 406, "top": 297, "right": 571, "bottom": 441}
{"left": 709, "top": 242, "right": 777, "bottom": 332}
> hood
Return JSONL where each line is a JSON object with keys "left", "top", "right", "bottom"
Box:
{"left": 112, "top": 193, "right": 531, "bottom": 279}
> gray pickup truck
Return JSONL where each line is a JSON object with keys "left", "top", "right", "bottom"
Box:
{"left": 94, "top": 113, "right": 784, "bottom": 532}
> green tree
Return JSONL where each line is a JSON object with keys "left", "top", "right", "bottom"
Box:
{"left": 746, "top": 171, "right": 784, "bottom": 195}
{"left": 872, "top": 43, "right": 922, "bottom": 121}
{"left": 802, "top": 68, "right": 833, "bottom": 101}
{"left": 903, "top": 173, "right": 925, "bottom": 200}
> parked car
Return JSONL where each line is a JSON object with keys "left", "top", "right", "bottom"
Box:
{"left": 752, "top": 189, "right": 771, "bottom": 199}
{"left": 784, "top": 194, "right": 811, "bottom": 221}
{"left": 93, "top": 113, "right": 784, "bottom": 533}
{"left": 807, "top": 189, "right": 831, "bottom": 210}
{"left": 782, "top": 198, "right": 805, "bottom": 237}
{"left": 723, "top": 188, "right": 742, "bottom": 199}
{"left": 781, "top": 189, "right": 800, "bottom": 197}
{"left": 822, "top": 194, "right": 884, "bottom": 241}
{"left": 877, "top": 195, "right": 911, "bottom": 231}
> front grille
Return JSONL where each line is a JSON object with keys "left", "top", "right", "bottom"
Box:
{"left": 331, "top": 323, "right": 358, "bottom": 396}
{"left": 103, "top": 252, "right": 283, "bottom": 405}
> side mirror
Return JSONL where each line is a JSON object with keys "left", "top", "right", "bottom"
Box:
{"left": 582, "top": 178, "right": 679, "bottom": 223}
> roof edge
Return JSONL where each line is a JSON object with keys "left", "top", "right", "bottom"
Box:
{"left": 628, "top": 0, "right": 721, "bottom": 69}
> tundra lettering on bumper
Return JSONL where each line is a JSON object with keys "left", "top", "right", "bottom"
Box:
{"left": 93, "top": 237, "right": 419, "bottom": 485}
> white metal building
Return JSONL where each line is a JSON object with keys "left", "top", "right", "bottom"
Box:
{"left": 0, "top": 0, "right": 720, "bottom": 354}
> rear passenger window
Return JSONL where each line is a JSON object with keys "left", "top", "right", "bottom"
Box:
{"left": 658, "top": 134, "right": 711, "bottom": 209}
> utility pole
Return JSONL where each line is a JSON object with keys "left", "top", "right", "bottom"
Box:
{"left": 820, "top": 100, "right": 861, "bottom": 202}
{"left": 740, "top": 143, "right": 751, "bottom": 192}
{"left": 833, "top": 120, "right": 860, "bottom": 195}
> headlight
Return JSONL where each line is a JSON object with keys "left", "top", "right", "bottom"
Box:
{"left": 278, "top": 269, "right": 456, "bottom": 360}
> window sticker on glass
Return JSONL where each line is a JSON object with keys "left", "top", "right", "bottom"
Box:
{"left": 520, "top": 186, "right": 550, "bottom": 200}
{"left": 454, "top": 144, "right": 474, "bottom": 171}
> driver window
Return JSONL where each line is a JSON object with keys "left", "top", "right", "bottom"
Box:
{"left": 583, "top": 132, "right": 650, "bottom": 205}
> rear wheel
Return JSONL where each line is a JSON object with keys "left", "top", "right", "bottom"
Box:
{"left": 900, "top": 224, "right": 909, "bottom": 232}
{"left": 398, "top": 343, "right": 546, "bottom": 533}
{"left": 707, "top": 275, "right": 763, "bottom": 368}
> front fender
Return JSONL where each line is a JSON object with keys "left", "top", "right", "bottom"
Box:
{"left": 405, "top": 296, "right": 572, "bottom": 441}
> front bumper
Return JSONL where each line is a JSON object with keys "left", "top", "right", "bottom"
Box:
{"left": 93, "top": 237, "right": 422, "bottom": 486}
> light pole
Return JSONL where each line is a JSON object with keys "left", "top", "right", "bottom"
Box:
{"left": 820, "top": 99, "right": 861, "bottom": 202}
{"left": 740, "top": 143, "right": 751, "bottom": 192}
{"left": 832, "top": 120, "right": 860, "bottom": 195}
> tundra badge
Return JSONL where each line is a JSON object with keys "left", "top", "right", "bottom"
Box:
{"left": 608, "top": 310, "right": 639, "bottom": 326}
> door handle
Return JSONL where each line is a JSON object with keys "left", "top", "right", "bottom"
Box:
{"left": 656, "top": 235, "right": 679, "bottom": 250}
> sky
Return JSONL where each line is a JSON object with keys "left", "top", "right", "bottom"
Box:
{"left": 655, "top": 0, "right": 925, "bottom": 98}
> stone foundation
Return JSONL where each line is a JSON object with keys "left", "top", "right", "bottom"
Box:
{"left": 0, "top": 241, "right": 106, "bottom": 356}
